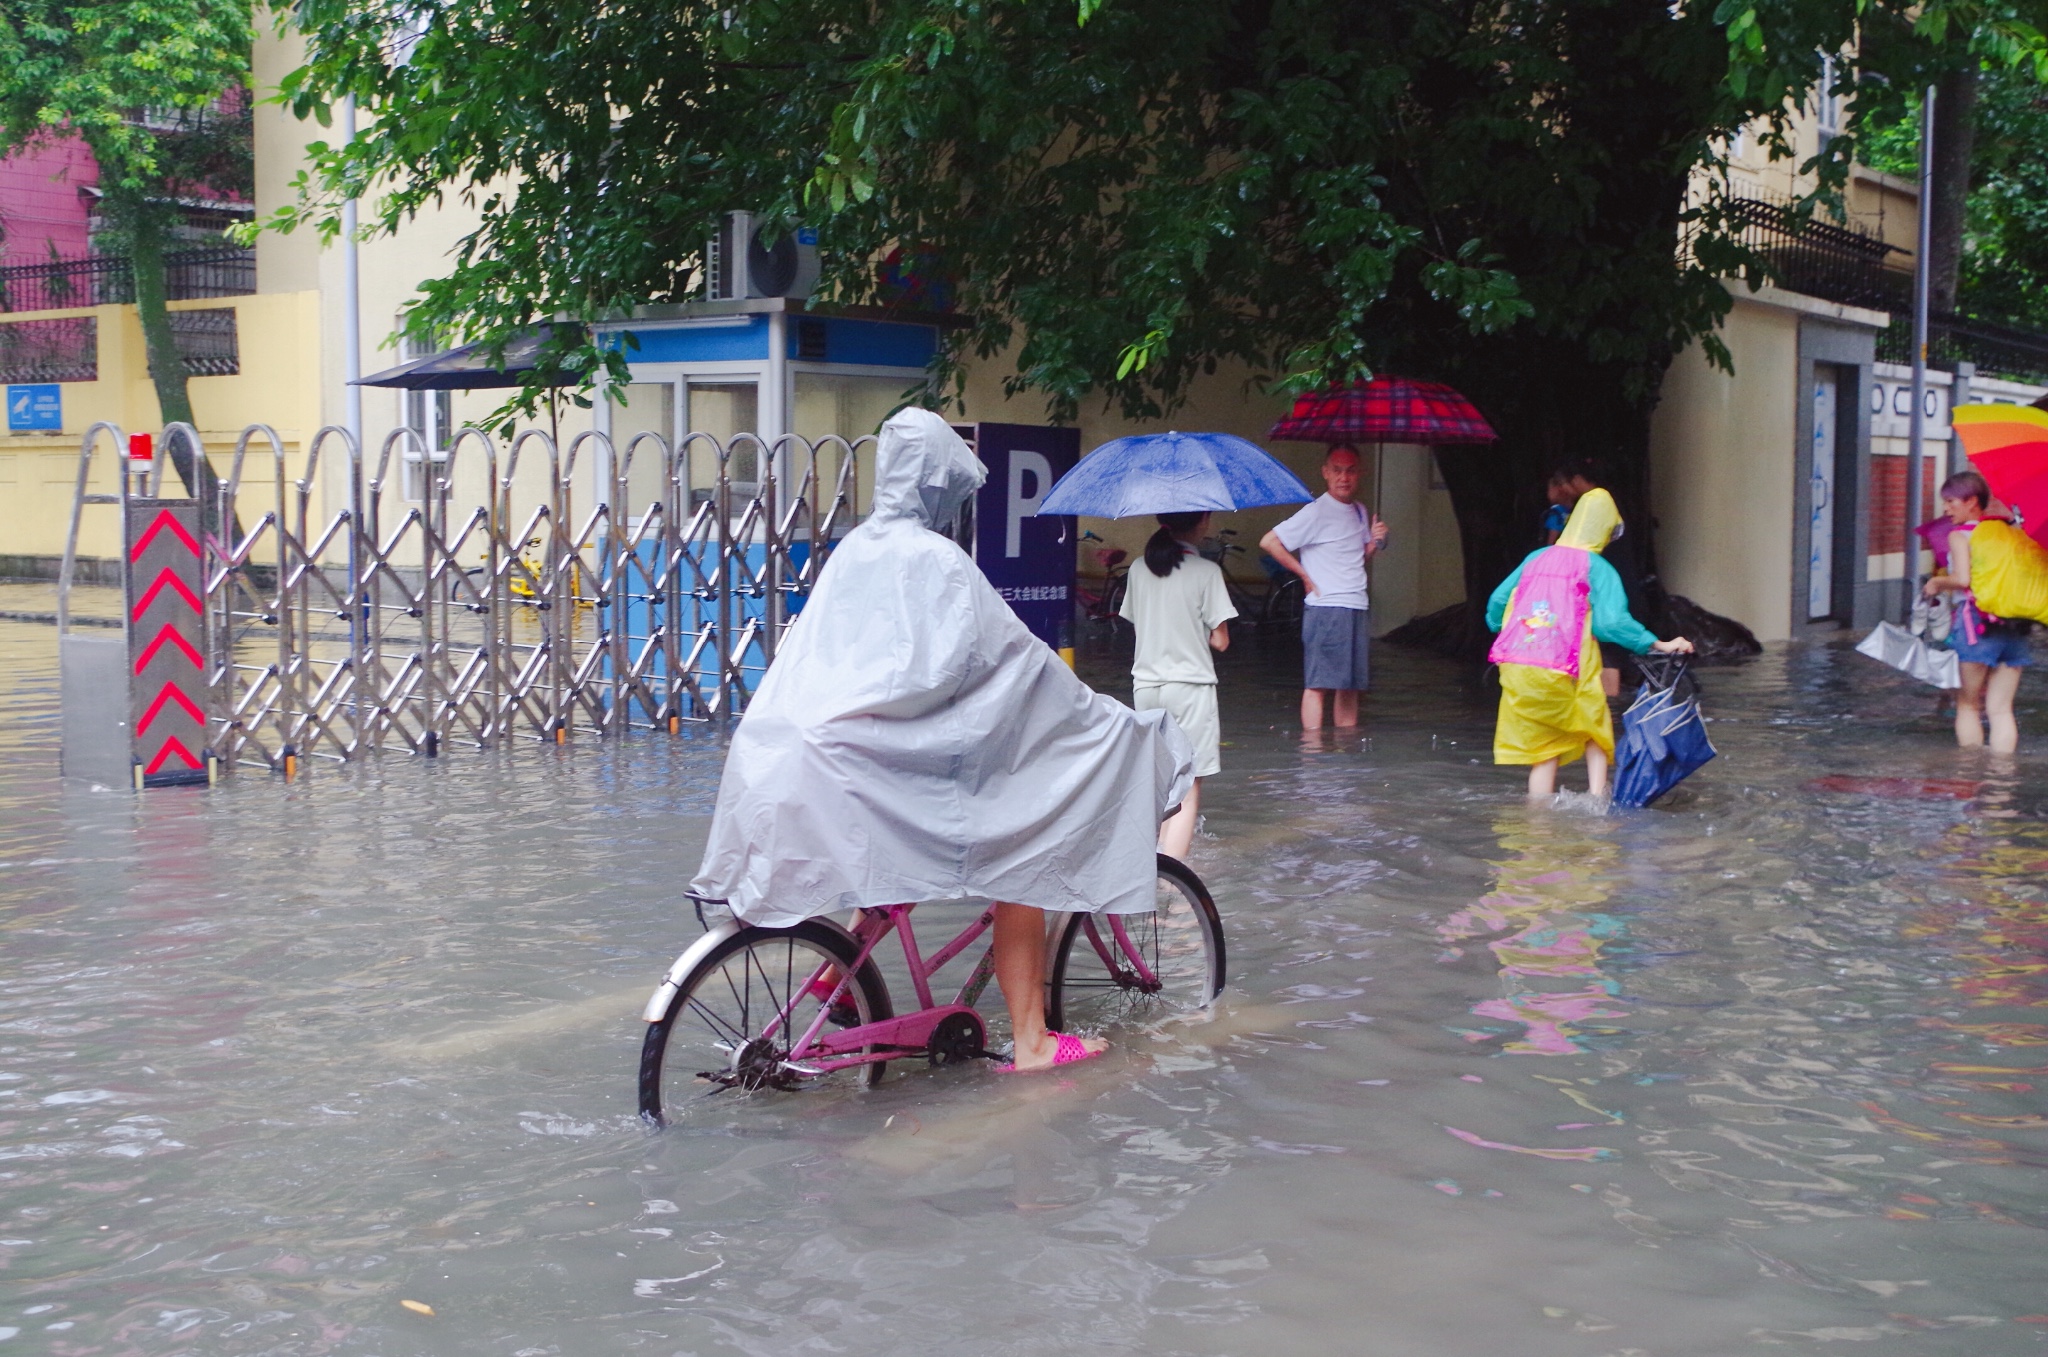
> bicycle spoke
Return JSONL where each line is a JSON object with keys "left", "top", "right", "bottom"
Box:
{"left": 1048, "top": 861, "right": 1223, "bottom": 1033}
{"left": 683, "top": 993, "right": 749, "bottom": 1048}
{"left": 745, "top": 941, "right": 791, "bottom": 1034}
{"left": 719, "top": 956, "right": 749, "bottom": 1031}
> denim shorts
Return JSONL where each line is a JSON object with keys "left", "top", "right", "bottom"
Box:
{"left": 1953, "top": 625, "right": 2032, "bottom": 669}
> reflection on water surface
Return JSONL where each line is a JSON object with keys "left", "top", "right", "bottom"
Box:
{"left": 2, "top": 610, "right": 2046, "bottom": 1354}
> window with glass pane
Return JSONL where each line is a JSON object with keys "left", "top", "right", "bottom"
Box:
{"left": 793, "top": 373, "right": 917, "bottom": 519}
{"left": 684, "top": 381, "right": 759, "bottom": 506}
{"left": 607, "top": 381, "right": 675, "bottom": 521}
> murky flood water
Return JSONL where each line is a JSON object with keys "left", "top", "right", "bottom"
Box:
{"left": 4, "top": 604, "right": 2047, "bottom": 1356}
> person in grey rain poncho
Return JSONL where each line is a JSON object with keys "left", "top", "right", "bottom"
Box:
{"left": 691, "top": 407, "right": 1195, "bottom": 1070}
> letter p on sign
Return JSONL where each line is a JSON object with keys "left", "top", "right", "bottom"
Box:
{"left": 1006, "top": 450, "right": 1052, "bottom": 558}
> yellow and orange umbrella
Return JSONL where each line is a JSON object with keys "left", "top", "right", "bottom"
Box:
{"left": 1952, "top": 403, "right": 2048, "bottom": 545}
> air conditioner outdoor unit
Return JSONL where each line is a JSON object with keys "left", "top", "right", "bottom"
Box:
{"left": 705, "top": 211, "right": 820, "bottom": 301}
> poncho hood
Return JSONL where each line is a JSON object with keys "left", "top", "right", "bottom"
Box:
{"left": 871, "top": 407, "right": 986, "bottom": 528}
{"left": 1559, "top": 488, "right": 1623, "bottom": 553}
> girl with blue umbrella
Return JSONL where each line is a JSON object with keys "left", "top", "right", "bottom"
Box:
{"left": 1040, "top": 431, "right": 1313, "bottom": 857}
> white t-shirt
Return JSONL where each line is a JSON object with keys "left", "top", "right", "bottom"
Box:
{"left": 1119, "top": 547, "right": 1238, "bottom": 685}
{"left": 1272, "top": 493, "right": 1371, "bottom": 611}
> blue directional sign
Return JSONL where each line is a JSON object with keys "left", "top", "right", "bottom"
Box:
{"left": 7, "top": 384, "right": 62, "bottom": 432}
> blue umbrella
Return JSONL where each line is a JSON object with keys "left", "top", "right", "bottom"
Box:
{"left": 1036, "top": 431, "right": 1313, "bottom": 519}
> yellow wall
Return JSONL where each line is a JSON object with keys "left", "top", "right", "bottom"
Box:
{"left": 1649, "top": 295, "right": 1799, "bottom": 641}
{"left": 0, "top": 291, "right": 325, "bottom": 561}
{"left": 252, "top": 28, "right": 322, "bottom": 297}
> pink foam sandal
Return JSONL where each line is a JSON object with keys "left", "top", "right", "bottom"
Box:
{"left": 996, "top": 1031, "right": 1102, "bottom": 1073}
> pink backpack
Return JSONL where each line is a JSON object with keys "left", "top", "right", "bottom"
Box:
{"left": 1488, "top": 548, "right": 1592, "bottom": 678}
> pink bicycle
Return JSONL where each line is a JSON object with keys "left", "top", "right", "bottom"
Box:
{"left": 637, "top": 855, "right": 1225, "bottom": 1125}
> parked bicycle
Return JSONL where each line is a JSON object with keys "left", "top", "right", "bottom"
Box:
{"left": 637, "top": 855, "right": 1225, "bottom": 1125}
{"left": 1199, "top": 528, "right": 1303, "bottom": 627}
{"left": 1073, "top": 530, "right": 1132, "bottom": 623}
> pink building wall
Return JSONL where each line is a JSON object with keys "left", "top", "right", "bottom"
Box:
{"left": 0, "top": 136, "right": 99, "bottom": 267}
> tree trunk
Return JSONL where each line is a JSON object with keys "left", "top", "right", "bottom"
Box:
{"left": 127, "top": 207, "right": 227, "bottom": 536}
{"left": 1430, "top": 345, "right": 1663, "bottom": 653}
{"left": 1928, "top": 62, "right": 1978, "bottom": 316}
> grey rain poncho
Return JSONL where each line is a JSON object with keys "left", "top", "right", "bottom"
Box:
{"left": 691, "top": 408, "right": 1194, "bottom": 926}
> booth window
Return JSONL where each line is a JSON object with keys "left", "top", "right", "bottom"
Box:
{"left": 685, "top": 381, "right": 760, "bottom": 506}
{"left": 794, "top": 373, "right": 917, "bottom": 517}
{"left": 607, "top": 382, "right": 676, "bottom": 519}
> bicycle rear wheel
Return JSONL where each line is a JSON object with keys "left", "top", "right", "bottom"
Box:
{"left": 638, "top": 920, "right": 893, "bottom": 1127}
{"left": 1046, "top": 855, "right": 1225, "bottom": 1032}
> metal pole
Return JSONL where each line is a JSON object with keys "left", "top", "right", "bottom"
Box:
{"left": 1950, "top": 361, "right": 1975, "bottom": 478}
{"left": 1904, "top": 83, "right": 1935, "bottom": 621}
{"left": 341, "top": 96, "right": 364, "bottom": 452}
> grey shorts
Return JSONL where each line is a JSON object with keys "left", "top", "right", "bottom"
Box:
{"left": 1302, "top": 605, "right": 1370, "bottom": 692}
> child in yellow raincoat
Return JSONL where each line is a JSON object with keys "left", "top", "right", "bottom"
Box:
{"left": 1485, "top": 489, "right": 1693, "bottom": 798}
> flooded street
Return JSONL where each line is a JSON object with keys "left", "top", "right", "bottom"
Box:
{"left": 4, "top": 605, "right": 2047, "bottom": 1356}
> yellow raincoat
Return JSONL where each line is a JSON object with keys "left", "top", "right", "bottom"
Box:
{"left": 1485, "top": 490, "right": 1659, "bottom": 767}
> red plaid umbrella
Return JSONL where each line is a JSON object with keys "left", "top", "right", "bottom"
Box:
{"left": 1269, "top": 375, "right": 1497, "bottom": 445}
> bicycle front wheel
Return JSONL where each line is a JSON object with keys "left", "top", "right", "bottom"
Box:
{"left": 1046, "top": 855, "right": 1225, "bottom": 1032}
{"left": 638, "top": 920, "right": 893, "bottom": 1127}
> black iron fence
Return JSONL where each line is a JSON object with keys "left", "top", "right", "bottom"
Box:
{"left": 1717, "top": 194, "right": 2048, "bottom": 386}
{"left": 1722, "top": 195, "right": 1910, "bottom": 313}
{"left": 169, "top": 307, "right": 239, "bottom": 376}
{"left": 0, "top": 308, "right": 240, "bottom": 383}
{"left": 0, "top": 316, "right": 98, "bottom": 383}
{"left": 1879, "top": 311, "right": 2048, "bottom": 387}
{"left": 0, "top": 247, "right": 256, "bottom": 314}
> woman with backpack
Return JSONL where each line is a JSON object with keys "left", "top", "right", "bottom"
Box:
{"left": 1922, "top": 469, "right": 2031, "bottom": 752}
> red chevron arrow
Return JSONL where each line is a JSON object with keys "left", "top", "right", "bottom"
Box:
{"left": 130, "top": 509, "right": 202, "bottom": 561}
{"left": 145, "top": 735, "right": 203, "bottom": 775}
{"left": 130, "top": 567, "right": 202, "bottom": 621}
{"left": 137, "top": 680, "right": 205, "bottom": 737}
{"left": 133, "top": 622, "right": 203, "bottom": 673}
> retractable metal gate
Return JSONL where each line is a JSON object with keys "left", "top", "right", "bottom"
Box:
{"left": 58, "top": 420, "right": 870, "bottom": 779}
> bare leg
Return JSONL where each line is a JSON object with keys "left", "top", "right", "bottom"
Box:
{"left": 1956, "top": 663, "right": 1989, "bottom": 748}
{"left": 1527, "top": 758, "right": 1559, "bottom": 798}
{"left": 1158, "top": 777, "right": 1202, "bottom": 861}
{"left": 1300, "top": 688, "right": 1327, "bottom": 730}
{"left": 1985, "top": 665, "right": 2022, "bottom": 753}
{"left": 1585, "top": 742, "right": 1611, "bottom": 798}
{"left": 994, "top": 902, "right": 1104, "bottom": 1069}
{"left": 1333, "top": 689, "right": 1360, "bottom": 728}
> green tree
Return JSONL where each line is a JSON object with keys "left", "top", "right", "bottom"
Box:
{"left": 1860, "top": 57, "right": 2048, "bottom": 331}
{"left": 271, "top": 0, "right": 2035, "bottom": 631}
{"left": 0, "top": 0, "right": 253, "bottom": 513}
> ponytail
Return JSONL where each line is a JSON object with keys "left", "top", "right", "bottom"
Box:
{"left": 1144, "top": 512, "right": 1206, "bottom": 577}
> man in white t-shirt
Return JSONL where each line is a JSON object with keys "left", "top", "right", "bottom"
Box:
{"left": 1259, "top": 446, "right": 1388, "bottom": 731}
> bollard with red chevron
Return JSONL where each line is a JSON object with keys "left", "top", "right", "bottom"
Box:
{"left": 125, "top": 499, "right": 212, "bottom": 787}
